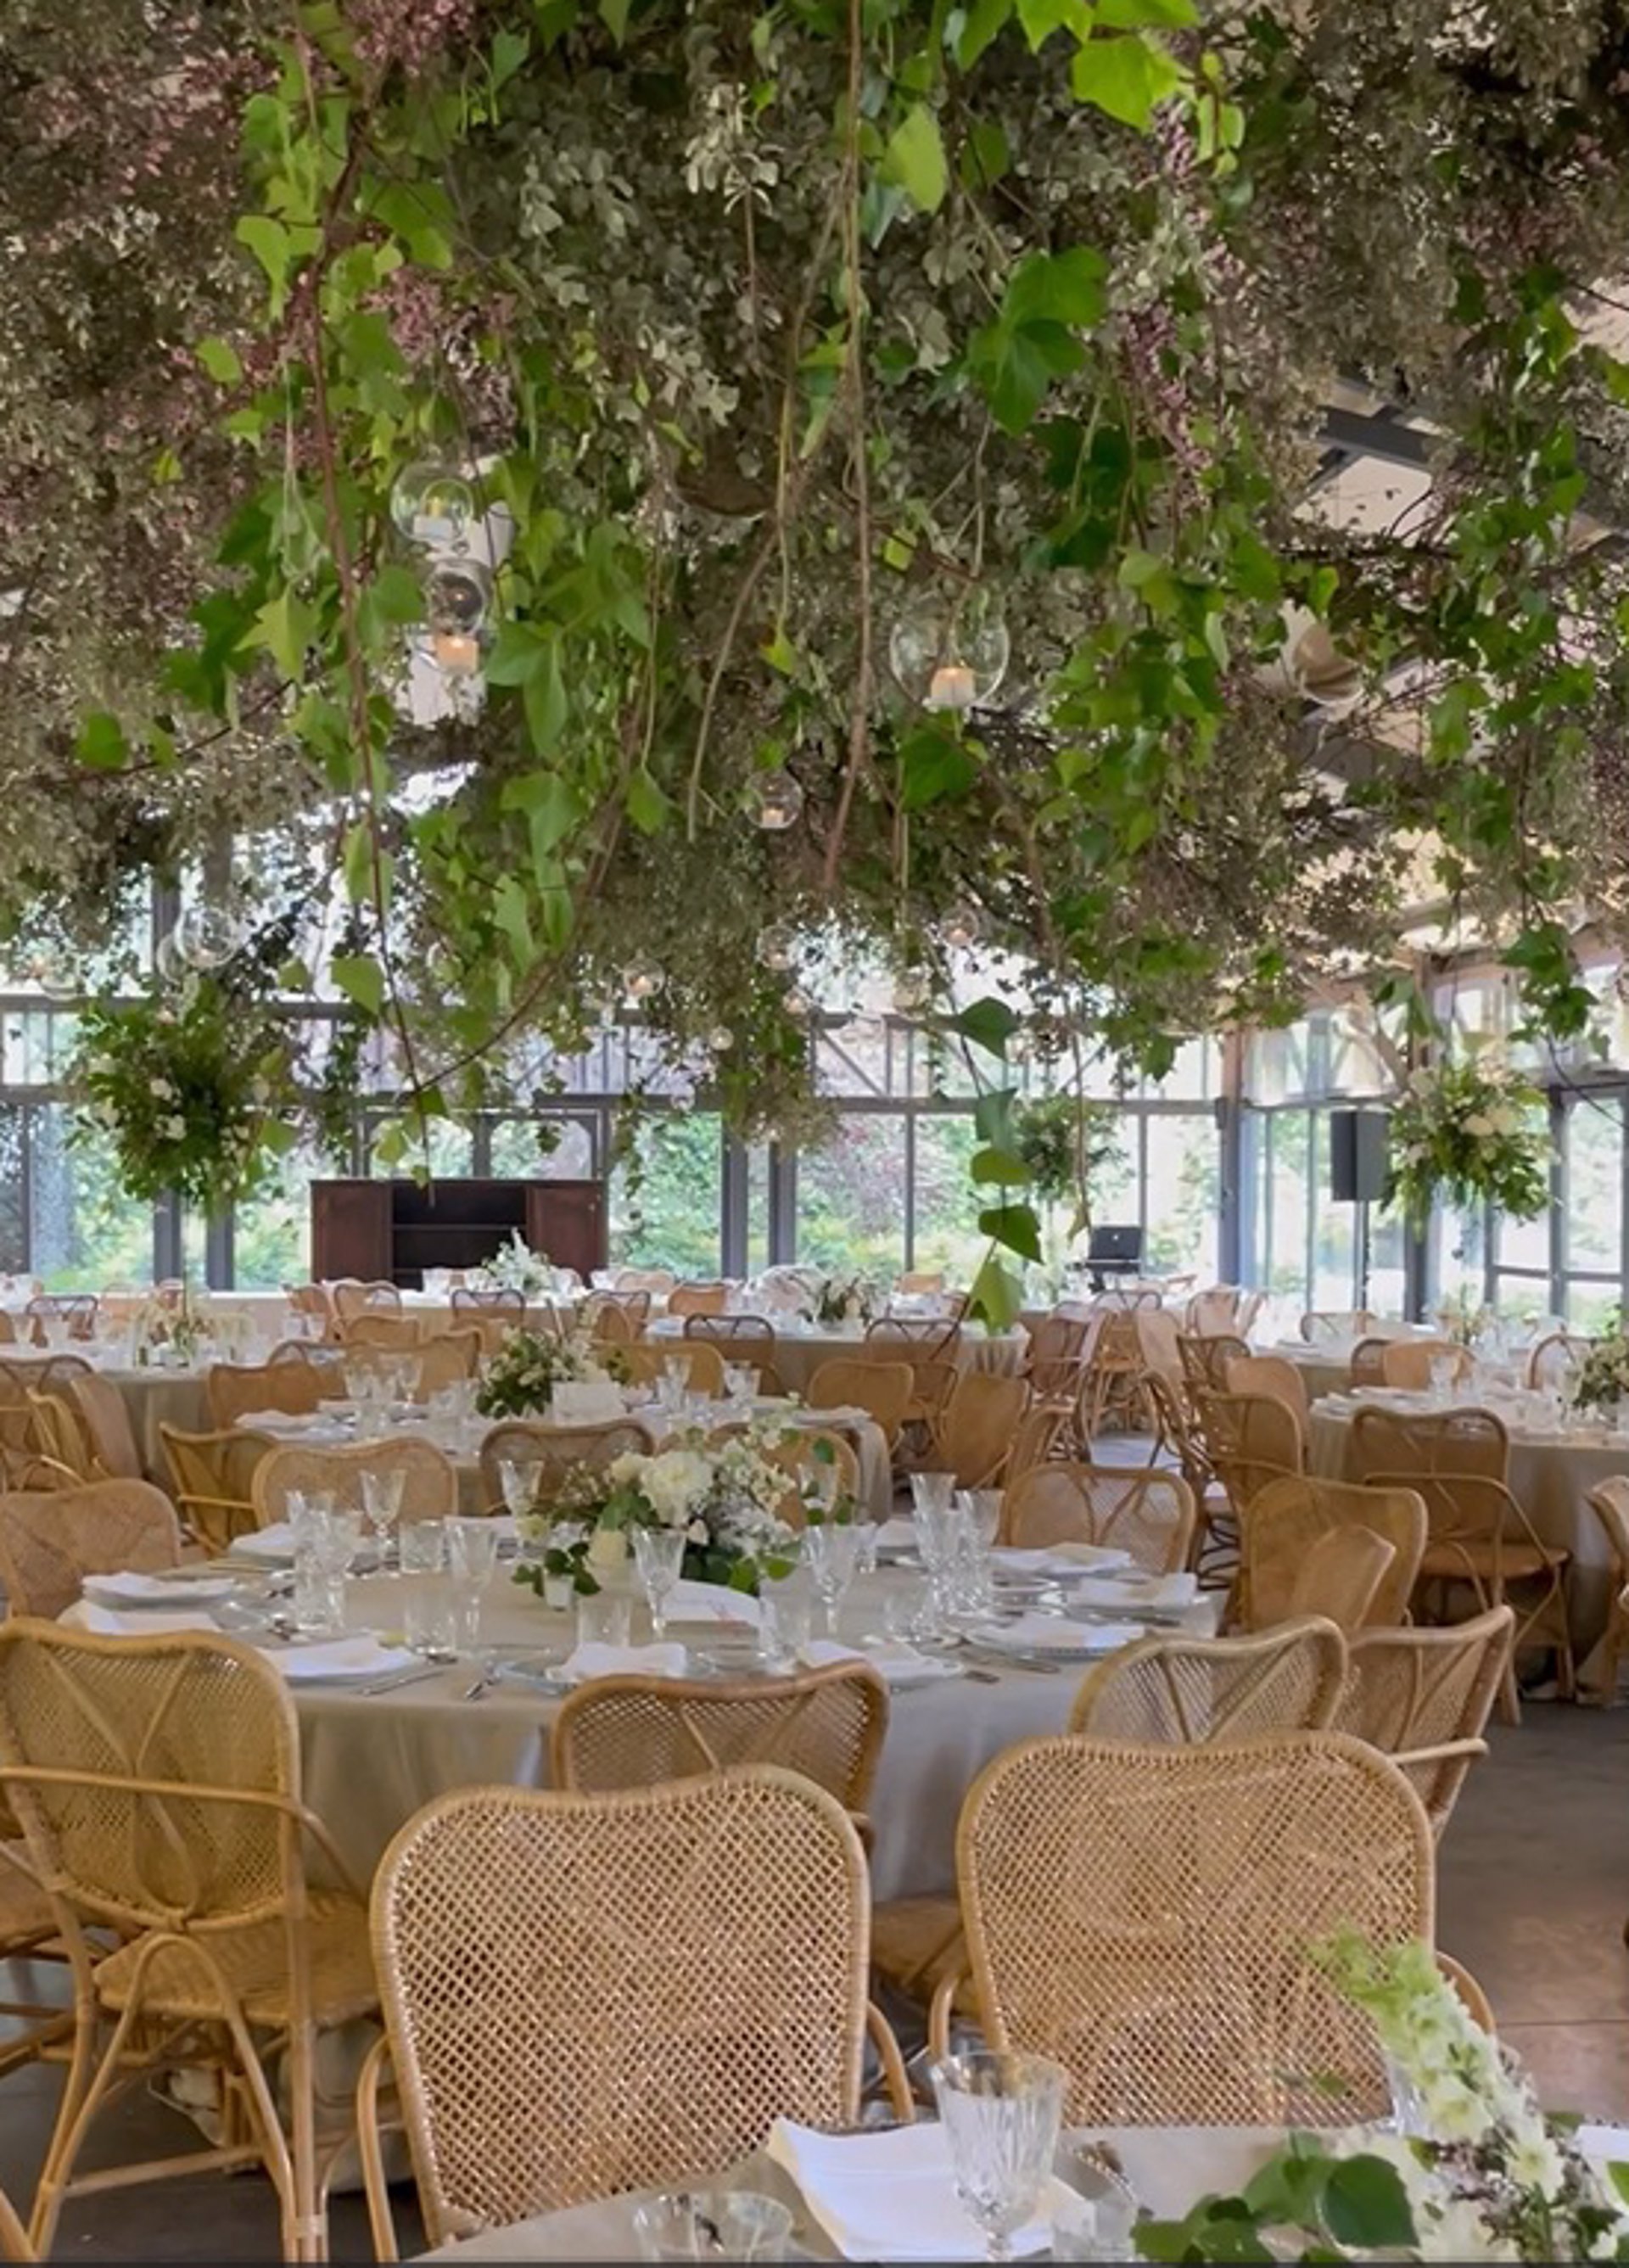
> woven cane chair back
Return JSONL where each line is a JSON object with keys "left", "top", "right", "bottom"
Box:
{"left": 24, "top": 1295, "right": 98, "bottom": 1344}
{"left": 1348, "top": 1336, "right": 1391, "bottom": 1386}
{"left": 333, "top": 1280, "right": 402, "bottom": 1320}
{"left": 0, "top": 2178, "right": 28, "bottom": 2263}
{"left": 371, "top": 1771, "right": 870, "bottom": 2236}
{"left": 1070, "top": 1619, "right": 1347, "bottom": 1744}
{"left": 757, "top": 1428, "right": 861, "bottom": 1526}
{"left": 1351, "top": 1403, "right": 1509, "bottom": 1484}
{"left": 1242, "top": 1476, "right": 1427, "bottom": 1631}
{"left": 477, "top": 1418, "right": 656, "bottom": 1512}
{"left": 1528, "top": 1330, "right": 1581, "bottom": 1392}
{"left": 25, "top": 1392, "right": 97, "bottom": 1481}
{"left": 340, "top": 1314, "right": 425, "bottom": 1352}
{"left": 958, "top": 1730, "right": 1431, "bottom": 2124}
{"left": 1301, "top": 1310, "right": 1376, "bottom": 1345}
{"left": 1005, "top": 1398, "right": 1072, "bottom": 1484}
{"left": 1285, "top": 1526, "right": 1397, "bottom": 1634}
{"left": 613, "top": 1269, "right": 676, "bottom": 1296}
{"left": 254, "top": 1436, "right": 456, "bottom": 1526}
{"left": 807, "top": 1358, "right": 913, "bottom": 1442}
{"left": 1335, "top": 1605, "right": 1514, "bottom": 1835}
{"left": 936, "top": 1370, "right": 1032, "bottom": 1490}
{"left": 69, "top": 1374, "right": 144, "bottom": 1481}
{"left": 551, "top": 1663, "right": 888, "bottom": 1809}
{"left": 1177, "top": 1332, "right": 1247, "bottom": 1399}
{"left": 1199, "top": 1391, "right": 1304, "bottom": 1510}
{"left": 668, "top": 1282, "right": 730, "bottom": 1319}
{"left": 411, "top": 1331, "right": 484, "bottom": 1398}
{"left": 0, "top": 1482, "right": 181, "bottom": 1621}
{"left": 1588, "top": 1476, "right": 1629, "bottom": 1582}
{"left": 1379, "top": 1340, "right": 1470, "bottom": 1392}
{"left": 1001, "top": 1461, "right": 1195, "bottom": 1573}
{"left": 451, "top": 1287, "right": 524, "bottom": 1319}
{"left": 0, "top": 1622, "right": 304, "bottom": 1933}
{"left": 160, "top": 1425, "right": 277, "bottom": 1555}
{"left": 1223, "top": 1354, "right": 1310, "bottom": 1427}
{"left": 207, "top": 1359, "right": 325, "bottom": 1431}
{"left": 1133, "top": 1309, "right": 1184, "bottom": 1397}
{"left": 620, "top": 1341, "right": 726, "bottom": 1397}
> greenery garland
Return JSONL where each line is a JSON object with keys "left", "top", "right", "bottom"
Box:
{"left": 1384, "top": 1057, "right": 1550, "bottom": 1234}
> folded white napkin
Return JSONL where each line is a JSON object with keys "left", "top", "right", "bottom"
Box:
{"left": 1066, "top": 1571, "right": 1198, "bottom": 1611}
{"left": 81, "top": 1571, "right": 235, "bottom": 1608}
{"left": 234, "top": 1408, "right": 321, "bottom": 1435}
{"left": 799, "top": 1638, "right": 959, "bottom": 1689}
{"left": 231, "top": 1522, "right": 297, "bottom": 1563}
{"left": 765, "top": 2118, "right": 1052, "bottom": 2262}
{"left": 875, "top": 1516, "right": 920, "bottom": 1551}
{"left": 266, "top": 1635, "right": 418, "bottom": 1683}
{"left": 561, "top": 1641, "right": 688, "bottom": 1684}
{"left": 666, "top": 1579, "right": 761, "bottom": 1627}
{"left": 61, "top": 1601, "right": 222, "bottom": 1638}
{"left": 995, "top": 1543, "right": 1133, "bottom": 1576}
{"left": 973, "top": 1612, "right": 1145, "bottom": 1655}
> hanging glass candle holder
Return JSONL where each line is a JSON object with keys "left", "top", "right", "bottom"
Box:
{"left": 782, "top": 986, "right": 813, "bottom": 1018}
{"left": 623, "top": 960, "right": 661, "bottom": 1003}
{"left": 154, "top": 932, "right": 188, "bottom": 987}
{"left": 889, "top": 587, "right": 1010, "bottom": 714}
{"left": 743, "top": 768, "right": 804, "bottom": 832}
{"left": 940, "top": 902, "right": 982, "bottom": 953}
{"left": 708, "top": 1025, "right": 735, "bottom": 1052}
{"left": 424, "top": 556, "right": 492, "bottom": 677}
{"left": 759, "top": 922, "right": 798, "bottom": 971}
{"left": 175, "top": 901, "right": 244, "bottom": 970}
{"left": 391, "top": 462, "right": 477, "bottom": 552}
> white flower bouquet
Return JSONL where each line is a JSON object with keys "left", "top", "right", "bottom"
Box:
{"left": 474, "top": 1325, "right": 627, "bottom": 1420}
{"left": 473, "top": 1228, "right": 557, "bottom": 1296}
{"left": 1386, "top": 1057, "right": 1549, "bottom": 1232}
{"left": 811, "top": 1273, "right": 879, "bottom": 1327}
{"left": 1572, "top": 1317, "right": 1629, "bottom": 1414}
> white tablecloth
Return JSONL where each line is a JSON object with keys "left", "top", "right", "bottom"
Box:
{"left": 1308, "top": 1397, "right": 1627, "bottom": 1655}
{"left": 646, "top": 1322, "right": 1028, "bottom": 1401}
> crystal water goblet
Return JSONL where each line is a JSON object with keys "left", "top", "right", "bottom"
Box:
{"left": 910, "top": 1470, "right": 955, "bottom": 1517}
{"left": 632, "top": 2190, "right": 792, "bottom": 2261}
{"left": 632, "top": 1526, "right": 686, "bottom": 1639}
{"left": 360, "top": 1465, "right": 406, "bottom": 1565}
{"left": 497, "top": 1456, "right": 538, "bottom": 1519}
{"left": 447, "top": 1517, "right": 501, "bottom": 1648}
{"left": 803, "top": 1517, "right": 859, "bottom": 1638}
{"left": 929, "top": 2051, "right": 1070, "bottom": 2264}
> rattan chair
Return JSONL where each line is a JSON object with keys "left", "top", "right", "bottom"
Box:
{"left": 1223, "top": 1352, "right": 1311, "bottom": 1427}
{"left": 1240, "top": 1476, "right": 1428, "bottom": 1632}
{"left": 612, "top": 1268, "right": 676, "bottom": 1296}
{"left": 1528, "top": 1330, "right": 1581, "bottom": 1392}
{"left": 1585, "top": 1478, "right": 1629, "bottom": 1701}
{"left": 253, "top": 1436, "right": 456, "bottom": 1526}
{"left": 0, "top": 1837, "right": 68, "bottom": 2084}
{"left": 1197, "top": 1390, "right": 1304, "bottom": 1515}
{"left": 1301, "top": 1309, "right": 1377, "bottom": 1344}
{"left": 1283, "top": 1525, "right": 1398, "bottom": 1634}
{"left": 0, "top": 1622, "right": 376, "bottom": 2260}
{"left": 160, "top": 1425, "right": 278, "bottom": 1555}
{"left": 952, "top": 1730, "right": 1432, "bottom": 2122}
{"left": 24, "top": 1294, "right": 98, "bottom": 1346}
{"left": 0, "top": 1481, "right": 181, "bottom": 1620}
{"left": 451, "top": 1286, "right": 525, "bottom": 1322}
{"left": 619, "top": 1341, "right": 727, "bottom": 1397}
{"left": 667, "top": 1281, "right": 730, "bottom": 1319}
{"left": 551, "top": 1662, "right": 888, "bottom": 1813}
{"left": 999, "top": 1460, "right": 1195, "bottom": 1572}
{"left": 340, "top": 1313, "right": 426, "bottom": 1352}
{"left": 68, "top": 1372, "right": 145, "bottom": 1481}
{"left": 476, "top": 1417, "right": 657, "bottom": 1512}
{"left": 359, "top": 1770, "right": 901, "bottom": 2255}
{"left": 1349, "top": 1336, "right": 1391, "bottom": 1387}
{"left": 0, "top": 2177, "right": 29, "bottom": 2262}
{"left": 1177, "top": 1331, "right": 1249, "bottom": 1400}
{"left": 1334, "top": 1605, "right": 1514, "bottom": 1837}
{"left": 753, "top": 1426, "right": 863, "bottom": 1524}
{"left": 682, "top": 1313, "right": 781, "bottom": 1391}
{"left": 1380, "top": 1339, "right": 1471, "bottom": 1391}
{"left": 1022, "top": 1313, "right": 1092, "bottom": 1395}
{"left": 207, "top": 1359, "right": 326, "bottom": 1431}
{"left": 1349, "top": 1405, "right": 1571, "bottom": 1719}
{"left": 284, "top": 1285, "right": 335, "bottom": 1340}
{"left": 24, "top": 1391, "right": 98, "bottom": 1481}
{"left": 411, "top": 1330, "right": 484, "bottom": 1398}
{"left": 1069, "top": 1618, "right": 1347, "bottom": 1744}
{"left": 1080, "top": 1309, "right": 1151, "bottom": 1437}
{"left": 807, "top": 1357, "right": 913, "bottom": 1446}
{"left": 930, "top": 1369, "right": 1031, "bottom": 1490}
{"left": 333, "top": 1280, "right": 402, "bottom": 1320}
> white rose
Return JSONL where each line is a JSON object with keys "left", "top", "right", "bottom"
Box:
{"left": 1461, "top": 1113, "right": 1492, "bottom": 1137}
{"left": 585, "top": 1526, "right": 627, "bottom": 1575}
{"left": 149, "top": 1077, "right": 174, "bottom": 1099}
{"left": 164, "top": 1116, "right": 188, "bottom": 1140}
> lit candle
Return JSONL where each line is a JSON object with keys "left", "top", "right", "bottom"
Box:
{"left": 926, "top": 660, "right": 977, "bottom": 711}
{"left": 431, "top": 630, "right": 482, "bottom": 675}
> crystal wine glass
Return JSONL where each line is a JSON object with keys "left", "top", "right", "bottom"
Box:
{"left": 910, "top": 1470, "right": 955, "bottom": 1517}
{"left": 360, "top": 1465, "right": 406, "bottom": 1564}
{"left": 632, "top": 1526, "right": 686, "bottom": 1639}
{"left": 929, "top": 2051, "right": 1070, "bottom": 2263}
{"left": 803, "top": 1517, "right": 859, "bottom": 1638}
{"left": 497, "top": 1456, "right": 538, "bottom": 1519}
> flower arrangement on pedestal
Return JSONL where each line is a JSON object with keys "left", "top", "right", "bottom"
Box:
{"left": 473, "top": 1326, "right": 627, "bottom": 1420}
{"left": 1386, "top": 1058, "right": 1549, "bottom": 1232}
{"left": 1141, "top": 1935, "right": 1629, "bottom": 2262}
{"left": 811, "top": 1274, "right": 879, "bottom": 1328}
{"left": 473, "top": 1229, "right": 557, "bottom": 1297}
{"left": 515, "top": 1423, "right": 799, "bottom": 1599}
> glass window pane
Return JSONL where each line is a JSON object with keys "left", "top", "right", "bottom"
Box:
{"left": 796, "top": 1117, "right": 907, "bottom": 1280}
{"left": 1309, "top": 1114, "right": 1354, "bottom": 1308}
{"left": 610, "top": 1115, "right": 721, "bottom": 1274}
{"left": 233, "top": 1140, "right": 326, "bottom": 1288}
{"left": 490, "top": 1116, "right": 598, "bottom": 1180}
{"left": 31, "top": 1106, "right": 152, "bottom": 1289}
{"left": 911, "top": 1117, "right": 982, "bottom": 1284}
{"left": 1142, "top": 1116, "right": 1219, "bottom": 1280}
{"left": 1565, "top": 1099, "right": 1621, "bottom": 1274}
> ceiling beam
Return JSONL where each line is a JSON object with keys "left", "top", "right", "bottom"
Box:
{"left": 1313, "top": 406, "right": 1436, "bottom": 473}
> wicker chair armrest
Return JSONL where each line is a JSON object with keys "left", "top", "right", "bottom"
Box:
{"left": 355, "top": 2032, "right": 399, "bottom": 2264}
{"left": 927, "top": 1968, "right": 965, "bottom": 2064}
{"left": 865, "top": 2002, "right": 915, "bottom": 2122}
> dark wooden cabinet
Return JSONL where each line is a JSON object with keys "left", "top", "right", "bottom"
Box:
{"left": 310, "top": 1179, "right": 607, "bottom": 1288}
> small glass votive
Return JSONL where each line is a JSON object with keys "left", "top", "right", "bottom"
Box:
{"left": 290, "top": 1560, "right": 346, "bottom": 1637}
{"left": 757, "top": 1571, "right": 814, "bottom": 1667}
{"left": 402, "top": 1576, "right": 458, "bottom": 1658}
{"left": 398, "top": 1519, "right": 447, "bottom": 1576}
{"left": 575, "top": 1587, "right": 633, "bottom": 1649}
{"left": 632, "top": 2190, "right": 792, "bottom": 2262}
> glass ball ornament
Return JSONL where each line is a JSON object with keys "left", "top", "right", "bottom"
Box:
{"left": 782, "top": 986, "right": 813, "bottom": 1018}
{"left": 154, "top": 932, "right": 187, "bottom": 987}
{"left": 759, "top": 922, "right": 798, "bottom": 971}
{"left": 623, "top": 960, "right": 662, "bottom": 1003}
{"left": 425, "top": 556, "right": 493, "bottom": 641}
{"left": 743, "top": 768, "right": 804, "bottom": 832}
{"left": 708, "top": 1025, "right": 735, "bottom": 1051}
{"left": 175, "top": 901, "right": 244, "bottom": 970}
{"left": 889, "top": 590, "right": 1010, "bottom": 713}
{"left": 391, "top": 462, "right": 477, "bottom": 551}
{"left": 940, "top": 902, "right": 982, "bottom": 953}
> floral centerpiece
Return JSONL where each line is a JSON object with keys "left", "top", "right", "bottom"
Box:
{"left": 1140, "top": 1935, "right": 1629, "bottom": 2263}
{"left": 1570, "top": 1316, "right": 1629, "bottom": 1415}
{"left": 515, "top": 1422, "right": 800, "bottom": 1598}
{"left": 473, "top": 1326, "right": 627, "bottom": 1420}
{"left": 130, "top": 1284, "right": 206, "bottom": 1366}
{"left": 811, "top": 1274, "right": 879, "bottom": 1327}
{"left": 473, "top": 1228, "right": 557, "bottom": 1297}
{"left": 1386, "top": 1058, "right": 1549, "bottom": 1233}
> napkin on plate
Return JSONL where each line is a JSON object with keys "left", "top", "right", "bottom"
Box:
{"left": 874, "top": 1515, "right": 920, "bottom": 1552}
{"left": 994, "top": 1543, "right": 1133, "bottom": 1577}
{"left": 266, "top": 1635, "right": 418, "bottom": 1683}
{"left": 1066, "top": 1571, "right": 1198, "bottom": 1612}
{"left": 666, "top": 1579, "right": 761, "bottom": 1627}
{"left": 799, "top": 1637, "right": 959, "bottom": 1689}
{"left": 560, "top": 1641, "right": 689, "bottom": 1684}
{"left": 60, "top": 1601, "right": 224, "bottom": 1638}
{"left": 234, "top": 1408, "right": 322, "bottom": 1436}
{"left": 81, "top": 1570, "right": 236, "bottom": 1608}
{"left": 765, "top": 2118, "right": 1052, "bottom": 2262}
{"left": 230, "top": 1522, "right": 297, "bottom": 1563}
{"left": 972, "top": 1612, "right": 1145, "bottom": 1655}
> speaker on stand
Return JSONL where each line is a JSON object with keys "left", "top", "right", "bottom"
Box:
{"left": 1330, "top": 1110, "right": 1390, "bottom": 1313}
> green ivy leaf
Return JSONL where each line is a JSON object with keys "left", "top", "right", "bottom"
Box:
{"left": 626, "top": 767, "right": 669, "bottom": 834}
{"left": 331, "top": 954, "right": 385, "bottom": 1018}
{"left": 898, "top": 723, "right": 979, "bottom": 805}
{"left": 235, "top": 214, "right": 291, "bottom": 295}
{"left": 971, "top": 1146, "right": 1032, "bottom": 1185}
{"left": 1070, "top": 31, "right": 1186, "bottom": 128}
{"left": 1003, "top": 246, "right": 1109, "bottom": 330}
{"left": 196, "top": 336, "right": 243, "bottom": 385}
{"left": 243, "top": 588, "right": 316, "bottom": 683}
{"left": 966, "top": 1252, "right": 1025, "bottom": 1329}
{"left": 76, "top": 712, "right": 127, "bottom": 772}
{"left": 1016, "top": 0, "right": 1094, "bottom": 48}
{"left": 1321, "top": 2157, "right": 1416, "bottom": 2252}
{"left": 882, "top": 104, "right": 949, "bottom": 214}
{"left": 956, "top": 0, "right": 1014, "bottom": 69}
{"left": 490, "top": 25, "right": 530, "bottom": 87}
{"left": 503, "top": 771, "right": 584, "bottom": 881}
{"left": 523, "top": 643, "right": 568, "bottom": 755}
{"left": 977, "top": 1201, "right": 1044, "bottom": 1263}
{"left": 599, "top": 0, "right": 632, "bottom": 40}
{"left": 955, "top": 996, "right": 1019, "bottom": 1058}
{"left": 1096, "top": 0, "right": 1197, "bottom": 24}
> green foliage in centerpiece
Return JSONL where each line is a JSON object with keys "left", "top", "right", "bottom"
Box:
{"left": 811, "top": 1274, "right": 880, "bottom": 1328}
{"left": 1570, "top": 1316, "right": 1629, "bottom": 1414}
{"left": 1385, "top": 1059, "right": 1550, "bottom": 1234}
{"left": 473, "top": 1326, "right": 628, "bottom": 1420}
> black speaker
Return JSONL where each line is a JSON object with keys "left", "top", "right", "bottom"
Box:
{"left": 1330, "top": 1110, "right": 1390, "bottom": 1204}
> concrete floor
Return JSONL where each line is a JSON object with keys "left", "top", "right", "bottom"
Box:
{"left": 0, "top": 1703, "right": 1626, "bottom": 2260}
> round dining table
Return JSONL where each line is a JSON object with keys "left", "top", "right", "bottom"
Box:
{"left": 644, "top": 1319, "right": 1029, "bottom": 1401}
